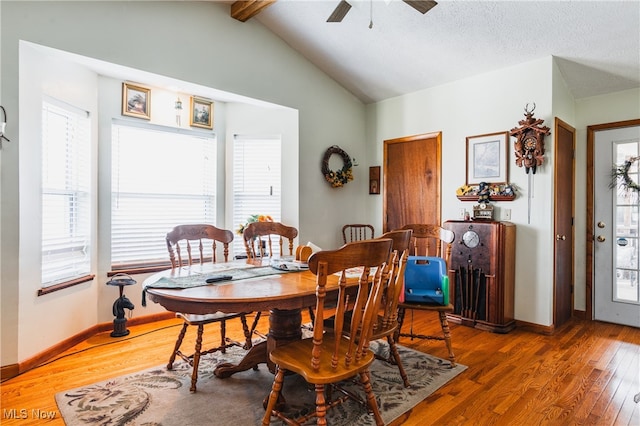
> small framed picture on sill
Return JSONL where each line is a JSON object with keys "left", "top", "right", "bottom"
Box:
{"left": 122, "top": 83, "right": 150, "bottom": 120}
{"left": 190, "top": 97, "right": 213, "bottom": 129}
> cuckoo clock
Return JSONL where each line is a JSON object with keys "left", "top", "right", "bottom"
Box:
{"left": 510, "top": 103, "right": 550, "bottom": 174}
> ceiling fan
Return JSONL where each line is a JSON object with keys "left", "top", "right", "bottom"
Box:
{"left": 327, "top": 0, "right": 437, "bottom": 23}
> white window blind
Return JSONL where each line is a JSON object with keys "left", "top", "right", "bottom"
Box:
{"left": 41, "top": 100, "right": 91, "bottom": 286}
{"left": 232, "top": 135, "right": 282, "bottom": 258}
{"left": 111, "top": 123, "right": 216, "bottom": 269}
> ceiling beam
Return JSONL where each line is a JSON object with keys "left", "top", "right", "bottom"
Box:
{"left": 231, "top": 0, "right": 276, "bottom": 22}
{"left": 403, "top": 1, "right": 437, "bottom": 15}
{"left": 327, "top": 0, "right": 352, "bottom": 23}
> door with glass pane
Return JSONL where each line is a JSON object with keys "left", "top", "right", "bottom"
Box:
{"left": 593, "top": 125, "right": 640, "bottom": 327}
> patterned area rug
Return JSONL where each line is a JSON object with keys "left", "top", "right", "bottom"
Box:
{"left": 56, "top": 341, "right": 466, "bottom": 425}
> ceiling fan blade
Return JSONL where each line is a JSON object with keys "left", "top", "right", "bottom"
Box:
{"left": 327, "top": 0, "right": 352, "bottom": 23}
{"left": 403, "top": 0, "right": 437, "bottom": 15}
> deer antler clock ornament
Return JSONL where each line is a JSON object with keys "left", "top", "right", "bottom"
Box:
{"left": 510, "top": 103, "right": 550, "bottom": 174}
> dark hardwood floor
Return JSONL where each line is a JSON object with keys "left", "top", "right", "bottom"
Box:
{"left": 1, "top": 311, "right": 638, "bottom": 425}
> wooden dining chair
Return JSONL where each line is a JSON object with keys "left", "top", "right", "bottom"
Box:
{"left": 243, "top": 221, "right": 298, "bottom": 258}
{"left": 342, "top": 223, "right": 375, "bottom": 244}
{"left": 371, "top": 229, "right": 412, "bottom": 386}
{"left": 324, "top": 229, "right": 412, "bottom": 387}
{"left": 243, "top": 221, "right": 316, "bottom": 326}
{"left": 394, "top": 223, "right": 457, "bottom": 367}
{"left": 262, "top": 238, "right": 392, "bottom": 426}
{"left": 165, "top": 224, "right": 254, "bottom": 392}
{"left": 241, "top": 221, "right": 298, "bottom": 333}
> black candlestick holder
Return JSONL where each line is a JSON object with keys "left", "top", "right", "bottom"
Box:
{"left": 106, "top": 273, "right": 136, "bottom": 337}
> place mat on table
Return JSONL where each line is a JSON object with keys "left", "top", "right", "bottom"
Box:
{"left": 141, "top": 262, "right": 304, "bottom": 306}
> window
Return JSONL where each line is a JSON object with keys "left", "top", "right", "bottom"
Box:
{"left": 232, "top": 135, "right": 282, "bottom": 258}
{"left": 111, "top": 123, "right": 216, "bottom": 270}
{"left": 41, "top": 99, "right": 91, "bottom": 286}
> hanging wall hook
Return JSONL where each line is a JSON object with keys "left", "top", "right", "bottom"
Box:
{"left": 0, "top": 105, "right": 10, "bottom": 146}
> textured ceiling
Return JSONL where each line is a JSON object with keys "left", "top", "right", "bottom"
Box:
{"left": 252, "top": 0, "right": 640, "bottom": 104}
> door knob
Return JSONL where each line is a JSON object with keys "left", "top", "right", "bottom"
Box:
{"left": 597, "top": 221, "right": 606, "bottom": 228}
{"left": 556, "top": 234, "right": 566, "bottom": 241}
{"left": 597, "top": 235, "right": 606, "bottom": 242}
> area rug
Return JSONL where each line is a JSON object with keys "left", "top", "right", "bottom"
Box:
{"left": 56, "top": 341, "right": 466, "bottom": 425}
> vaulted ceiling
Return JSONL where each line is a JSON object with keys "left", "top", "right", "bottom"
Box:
{"left": 229, "top": 0, "right": 640, "bottom": 104}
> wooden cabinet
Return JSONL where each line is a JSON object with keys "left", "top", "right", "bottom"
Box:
{"left": 444, "top": 220, "right": 516, "bottom": 333}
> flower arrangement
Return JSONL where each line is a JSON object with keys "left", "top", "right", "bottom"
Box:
{"left": 236, "top": 214, "right": 273, "bottom": 235}
{"left": 325, "top": 166, "right": 353, "bottom": 188}
{"left": 321, "top": 145, "right": 354, "bottom": 188}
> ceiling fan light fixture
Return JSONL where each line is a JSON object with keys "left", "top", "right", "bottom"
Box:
{"left": 403, "top": 0, "right": 437, "bottom": 15}
{"left": 327, "top": 0, "right": 352, "bottom": 22}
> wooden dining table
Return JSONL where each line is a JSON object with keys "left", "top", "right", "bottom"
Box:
{"left": 144, "top": 260, "right": 344, "bottom": 378}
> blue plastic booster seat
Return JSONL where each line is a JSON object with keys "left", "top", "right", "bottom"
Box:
{"left": 404, "top": 256, "right": 449, "bottom": 305}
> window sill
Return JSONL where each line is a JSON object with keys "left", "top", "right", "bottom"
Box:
{"left": 38, "top": 274, "right": 96, "bottom": 296}
{"left": 108, "top": 264, "right": 172, "bottom": 277}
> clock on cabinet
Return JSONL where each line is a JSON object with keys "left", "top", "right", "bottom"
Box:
{"left": 462, "top": 229, "right": 480, "bottom": 248}
{"left": 444, "top": 220, "right": 516, "bottom": 333}
{"left": 473, "top": 203, "right": 493, "bottom": 220}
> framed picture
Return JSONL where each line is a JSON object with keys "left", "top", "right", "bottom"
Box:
{"left": 369, "top": 166, "right": 381, "bottom": 194}
{"left": 190, "top": 97, "right": 213, "bottom": 129}
{"left": 466, "top": 131, "right": 509, "bottom": 185}
{"left": 122, "top": 83, "right": 150, "bottom": 120}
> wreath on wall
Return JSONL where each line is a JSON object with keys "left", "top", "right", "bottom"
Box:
{"left": 322, "top": 145, "right": 353, "bottom": 188}
{"left": 612, "top": 156, "right": 640, "bottom": 193}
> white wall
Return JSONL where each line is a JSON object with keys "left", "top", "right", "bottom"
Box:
{"left": 551, "top": 59, "right": 579, "bottom": 309}
{"left": 1, "top": 1, "right": 366, "bottom": 365}
{"left": 17, "top": 43, "right": 101, "bottom": 361}
{"left": 368, "top": 57, "right": 557, "bottom": 325}
{"left": 575, "top": 89, "right": 640, "bottom": 126}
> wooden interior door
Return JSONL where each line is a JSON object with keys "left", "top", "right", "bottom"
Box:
{"left": 383, "top": 132, "right": 441, "bottom": 232}
{"left": 553, "top": 118, "right": 575, "bottom": 327}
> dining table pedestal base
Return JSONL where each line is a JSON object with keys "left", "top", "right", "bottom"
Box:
{"left": 213, "top": 308, "right": 303, "bottom": 378}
